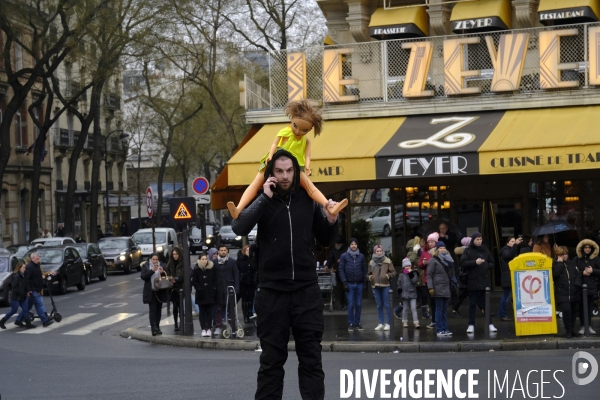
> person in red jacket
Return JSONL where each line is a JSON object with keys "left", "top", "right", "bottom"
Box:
{"left": 419, "top": 233, "right": 438, "bottom": 329}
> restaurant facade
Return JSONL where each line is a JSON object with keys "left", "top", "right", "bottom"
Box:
{"left": 214, "top": 0, "right": 600, "bottom": 285}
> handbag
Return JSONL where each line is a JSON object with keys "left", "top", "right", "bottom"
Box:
{"left": 154, "top": 272, "right": 173, "bottom": 290}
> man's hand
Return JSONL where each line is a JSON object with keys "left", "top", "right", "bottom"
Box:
{"left": 429, "top": 289, "right": 434, "bottom": 296}
{"left": 263, "top": 176, "right": 277, "bottom": 198}
{"left": 343, "top": 282, "right": 349, "bottom": 292}
{"left": 323, "top": 199, "right": 338, "bottom": 224}
{"left": 476, "top": 258, "right": 484, "bottom": 265}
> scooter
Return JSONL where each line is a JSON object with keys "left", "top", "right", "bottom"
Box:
{"left": 30, "top": 275, "right": 63, "bottom": 323}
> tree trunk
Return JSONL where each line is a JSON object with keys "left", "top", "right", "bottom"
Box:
{"left": 89, "top": 110, "right": 103, "bottom": 242}
{"left": 206, "top": 88, "right": 238, "bottom": 151}
{"left": 27, "top": 126, "right": 50, "bottom": 241}
{"left": 156, "top": 140, "right": 170, "bottom": 227}
{"left": 137, "top": 151, "right": 142, "bottom": 229}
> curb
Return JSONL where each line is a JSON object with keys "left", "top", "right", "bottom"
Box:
{"left": 120, "top": 328, "right": 600, "bottom": 353}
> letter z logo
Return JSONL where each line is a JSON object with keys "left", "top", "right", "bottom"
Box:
{"left": 399, "top": 116, "right": 478, "bottom": 149}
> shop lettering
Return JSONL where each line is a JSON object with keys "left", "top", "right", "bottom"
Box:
{"left": 453, "top": 18, "right": 493, "bottom": 31}
{"left": 288, "top": 27, "right": 600, "bottom": 101}
{"left": 540, "top": 10, "right": 584, "bottom": 21}
{"left": 489, "top": 153, "right": 600, "bottom": 169}
{"left": 568, "top": 153, "right": 600, "bottom": 163}
{"left": 318, "top": 166, "right": 345, "bottom": 176}
{"left": 373, "top": 27, "right": 406, "bottom": 35}
{"left": 387, "top": 156, "right": 468, "bottom": 177}
{"left": 490, "top": 156, "right": 544, "bottom": 168}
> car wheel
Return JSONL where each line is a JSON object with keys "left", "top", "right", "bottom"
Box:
{"left": 383, "top": 225, "right": 391, "bottom": 237}
{"left": 124, "top": 261, "right": 132, "bottom": 275}
{"left": 58, "top": 276, "right": 68, "bottom": 295}
{"left": 77, "top": 272, "right": 86, "bottom": 291}
{"left": 99, "top": 264, "right": 107, "bottom": 281}
{"left": 86, "top": 267, "right": 93, "bottom": 284}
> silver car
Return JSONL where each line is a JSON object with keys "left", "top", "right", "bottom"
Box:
{"left": 0, "top": 250, "right": 25, "bottom": 306}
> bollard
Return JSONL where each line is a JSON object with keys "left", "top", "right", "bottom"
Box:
{"left": 485, "top": 287, "right": 491, "bottom": 334}
{"left": 179, "top": 289, "right": 185, "bottom": 335}
{"left": 583, "top": 284, "right": 590, "bottom": 337}
{"left": 388, "top": 288, "right": 395, "bottom": 340}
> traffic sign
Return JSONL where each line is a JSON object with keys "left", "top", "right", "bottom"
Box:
{"left": 193, "top": 194, "right": 210, "bottom": 204}
{"left": 146, "top": 187, "right": 154, "bottom": 218}
{"left": 192, "top": 177, "right": 209, "bottom": 195}
{"left": 169, "top": 197, "right": 196, "bottom": 221}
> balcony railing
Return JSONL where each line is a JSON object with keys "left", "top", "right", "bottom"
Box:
{"left": 246, "top": 21, "right": 600, "bottom": 117}
{"left": 104, "top": 93, "right": 121, "bottom": 110}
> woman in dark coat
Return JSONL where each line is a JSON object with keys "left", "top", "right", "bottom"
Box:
{"left": 237, "top": 245, "right": 255, "bottom": 323}
{"left": 141, "top": 253, "right": 168, "bottom": 336}
{"left": 427, "top": 242, "right": 456, "bottom": 336}
{"left": 553, "top": 246, "right": 582, "bottom": 338}
{"left": 498, "top": 236, "right": 523, "bottom": 321}
{"left": 0, "top": 261, "right": 34, "bottom": 329}
{"left": 575, "top": 239, "right": 600, "bottom": 335}
{"left": 461, "top": 231, "right": 497, "bottom": 334}
{"left": 192, "top": 254, "right": 217, "bottom": 337}
{"left": 166, "top": 247, "right": 184, "bottom": 331}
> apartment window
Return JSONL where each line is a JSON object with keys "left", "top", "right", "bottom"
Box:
{"left": 14, "top": 32, "right": 23, "bottom": 70}
{"left": 0, "top": 32, "right": 4, "bottom": 70}
{"left": 56, "top": 158, "right": 62, "bottom": 181}
{"left": 14, "top": 103, "right": 28, "bottom": 147}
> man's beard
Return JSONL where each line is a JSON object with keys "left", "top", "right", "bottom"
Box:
{"left": 275, "top": 181, "right": 294, "bottom": 197}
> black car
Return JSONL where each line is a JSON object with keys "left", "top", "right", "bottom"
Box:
{"left": 98, "top": 237, "right": 142, "bottom": 274}
{"left": 218, "top": 225, "right": 242, "bottom": 249}
{"left": 0, "top": 250, "right": 25, "bottom": 306}
{"left": 188, "top": 225, "right": 215, "bottom": 254}
{"left": 24, "top": 246, "right": 86, "bottom": 295}
{"left": 71, "top": 242, "right": 108, "bottom": 284}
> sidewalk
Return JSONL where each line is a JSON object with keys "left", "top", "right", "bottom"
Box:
{"left": 121, "top": 292, "right": 600, "bottom": 353}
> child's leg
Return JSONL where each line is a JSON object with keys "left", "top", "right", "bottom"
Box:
{"left": 410, "top": 299, "right": 419, "bottom": 323}
{"left": 299, "top": 172, "right": 348, "bottom": 215}
{"left": 227, "top": 172, "right": 265, "bottom": 219}
{"left": 402, "top": 299, "right": 409, "bottom": 321}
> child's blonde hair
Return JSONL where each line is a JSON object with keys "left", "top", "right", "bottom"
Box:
{"left": 284, "top": 100, "right": 323, "bottom": 137}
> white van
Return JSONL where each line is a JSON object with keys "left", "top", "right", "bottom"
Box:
{"left": 132, "top": 228, "right": 178, "bottom": 262}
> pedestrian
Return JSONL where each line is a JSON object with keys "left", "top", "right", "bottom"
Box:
{"left": 339, "top": 237, "right": 367, "bottom": 331}
{"left": 208, "top": 247, "right": 218, "bottom": 262}
{"left": 553, "top": 246, "right": 582, "bottom": 338}
{"left": 438, "top": 222, "right": 457, "bottom": 257}
{"left": 55, "top": 224, "right": 64, "bottom": 237}
{"left": 120, "top": 221, "right": 129, "bottom": 236}
{"left": 519, "top": 236, "right": 533, "bottom": 254}
{"left": 23, "top": 253, "right": 55, "bottom": 328}
{"left": 227, "top": 100, "right": 347, "bottom": 219}
{"left": 192, "top": 254, "right": 217, "bottom": 337}
{"left": 397, "top": 257, "right": 419, "bottom": 328}
{"left": 419, "top": 233, "right": 439, "bottom": 329}
{"left": 166, "top": 247, "right": 184, "bottom": 332}
{"left": 452, "top": 237, "right": 471, "bottom": 317}
{"left": 326, "top": 235, "right": 347, "bottom": 310}
{"left": 368, "top": 244, "right": 396, "bottom": 331}
{"left": 75, "top": 233, "right": 85, "bottom": 243}
{"left": 214, "top": 245, "right": 239, "bottom": 336}
{"left": 397, "top": 236, "right": 429, "bottom": 319}
{"left": 230, "top": 148, "right": 339, "bottom": 399}
{"left": 498, "top": 236, "right": 523, "bottom": 321}
{"left": 0, "top": 261, "right": 35, "bottom": 329}
{"left": 533, "top": 234, "right": 555, "bottom": 258}
{"left": 141, "top": 253, "right": 168, "bottom": 336}
{"left": 43, "top": 228, "right": 52, "bottom": 238}
{"left": 575, "top": 239, "right": 600, "bottom": 335}
{"left": 96, "top": 225, "right": 104, "bottom": 239}
{"left": 461, "top": 232, "right": 497, "bottom": 334}
{"left": 237, "top": 245, "right": 255, "bottom": 323}
{"left": 427, "top": 242, "right": 456, "bottom": 336}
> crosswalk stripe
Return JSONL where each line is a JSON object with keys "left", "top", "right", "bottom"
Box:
{"left": 63, "top": 313, "right": 137, "bottom": 335}
{"left": 18, "top": 313, "right": 97, "bottom": 334}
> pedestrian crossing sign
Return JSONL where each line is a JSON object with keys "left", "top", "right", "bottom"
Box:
{"left": 169, "top": 197, "right": 197, "bottom": 221}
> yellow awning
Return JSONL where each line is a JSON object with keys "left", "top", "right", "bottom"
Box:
{"left": 451, "top": 0, "right": 512, "bottom": 32}
{"left": 226, "top": 117, "right": 406, "bottom": 186}
{"left": 538, "top": 0, "right": 600, "bottom": 24}
{"left": 369, "top": 6, "right": 429, "bottom": 37}
{"left": 479, "top": 106, "right": 600, "bottom": 174}
{"left": 324, "top": 35, "right": 334, "bottom": 45}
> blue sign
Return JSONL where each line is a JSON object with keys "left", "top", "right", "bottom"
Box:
{"left": 192, "top": 177, "right": 209, "bottom": 195}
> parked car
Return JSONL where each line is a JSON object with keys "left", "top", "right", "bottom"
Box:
{"left": 366, "top": 207, "right": 393, "bottom": 236}
{"left": 248, "top": 224, "right": 258, "bottom": 243}
{"left": 0, "top": 250, "right": 25, "bottom": 306}
{"left": 132, "top": 228, "right": 177, "bottom": 261}
{"left": 6, "top": 244, "right": 39, "bottom": 258}
{"left": 71, "top": 242, "right": 108, "bottom": 283}
{"left": 24, "top": 246, "right": 86, "bottom": 295}
{"left": 188, "top": 225, "right": 215, "bottom": 254}
{"left": 98, "top": 237, "right": 142, "bottom": 274}
{"left": 31, "top": 237, "right": 76, "bottom": 246}
{"left": 218, "top": 225, "right": 243, "bottom": 248}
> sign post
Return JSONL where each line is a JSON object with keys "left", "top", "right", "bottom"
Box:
{"left": 146, "top": 187, "right": 155, "bottom": 253}
{"left": 169, "top": 197, "right": 197, "bottom": 336}
{"left": 509, "top": 253, "right": 557, "bottom": 336}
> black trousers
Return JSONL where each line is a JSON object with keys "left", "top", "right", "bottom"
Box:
{"left": 199, "top": 304, "right": 214, "bottom": 330}
{"left": 557, "top": 301, "right": 579, "bottom": 334}
{"left": 148, "top": 293, "right": 163, "bottom": 330}
{"left": 453, "top": 288, "right": 469, "bottom": 311}
{"left": 416, "top": 286, "right": 429, "bottom": 308}
{"left": 334, "top": 272, "right": 346, "bottom": 308}
{"left": 170, "top": 289, "right": 181, "bottom": 323}
{"left": 468, "top": 290, "right": 490, "bottom": 326}
{"left": 255, "top": 283, "right": 324, "bottom": 400}
{"left": 240, "top": 283, "right": 256, "bottom": 304}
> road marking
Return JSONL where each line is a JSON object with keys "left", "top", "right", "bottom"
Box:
{"left": 18, "top": 313, "right": 97, "bottom": 334}
{"left": 63, "top": 313, "right": 138, "bottom": 335}
{"left": 53, "top": 296, "right": 70, "bottom": 302}
{"left": 78, "top": 288, "right": 102, "bottom": 295}
{"left": 109, "top": 281, "right": 129, "bottom": 287}
{"left": 0, "top": 315, "right": 23, "bottom": 332}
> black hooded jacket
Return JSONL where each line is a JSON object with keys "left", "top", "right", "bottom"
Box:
{"left": 552, "top": 259, "right": 582, "bottom": 303}
{"left": 461, "top": 241, "right": 495, "bottom": 291}
{"left": 231, "top": 149, "right": 338, "bottom": 290}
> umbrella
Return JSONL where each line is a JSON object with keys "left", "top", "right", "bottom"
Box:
{"left": 531, "top": 220, "right": 574, "bottom": 237}
{"left": 418, "top": 219, "right": 463, "bottom": 241}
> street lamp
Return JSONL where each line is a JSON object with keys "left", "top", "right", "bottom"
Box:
{"left": 104, "top": 129, "right": 129, "bottom": 236}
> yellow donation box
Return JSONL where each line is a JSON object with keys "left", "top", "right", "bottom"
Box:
{"left": 509, "top": 253, "right": 557, "bottom": 336}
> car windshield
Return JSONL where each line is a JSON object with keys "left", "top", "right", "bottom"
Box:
{"left": 0, "top": 257, "right": 9, "bottom": 273}
{"left": 220, "top": 226, "right": 233, "bottom": 234}
{"left": 42, "top": 240, "right": 62, "bottom": 247}
{"left": 36, "top": 249, "right": 64, "bottom": 264}
{"left": 13, "top": 246, "right": 32, "bottom": 257}
{"left": 99, "top": 239, "right": 129, "bottom": 250}
{"left": 191, "top": 227, "right": 202, "bottom": 236}
{"left": 73, "top": 246, "right": 88, "bottom": 257}
{"left": 132, "top": 232, "right": 166, "bottom": 244}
